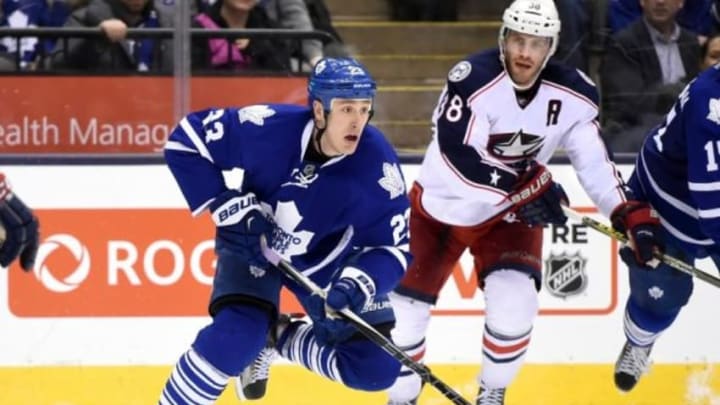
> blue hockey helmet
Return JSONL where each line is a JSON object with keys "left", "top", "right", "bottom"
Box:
{"left": 308, "top": 57, "right": 377, "bottom": 111}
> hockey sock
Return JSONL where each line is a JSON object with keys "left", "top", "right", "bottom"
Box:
{"left": 278, "top": 322, "right": 344, "bottom": 382}
{"left": 386, "top": 337, "right": 426, "bottom": 402}
{"left": 624, "top": 300, "right": 673, "bottom": 346}
{"left": 159, "top": 305, "right": 270, "bottom": 404}
{"left": 479, "top": 324, "right": 532, "bottom": 388}
{"left": 159, "top": 348, "right": 228, "bottom": 405}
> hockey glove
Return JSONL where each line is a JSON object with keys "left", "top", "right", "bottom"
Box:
{"left": 306, "top": 267, "right": 377, "bottom": 346}
{"left": 611, "top": 201, "right": 663, "bottom": 266}
{"left": 0, "top": 174, "right": 40, "bottom": 272}
{"left": 210, "top": 189, "right": 274, "bottom": 267}
{"left": 509, "top": 162, "right": 568, "bottom": 226}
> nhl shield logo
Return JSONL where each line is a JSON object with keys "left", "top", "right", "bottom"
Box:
{"left": 544, "top": 252, "right": 588, "bottom": 298}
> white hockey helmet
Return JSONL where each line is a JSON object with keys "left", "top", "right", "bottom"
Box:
{"left": 498, "top": 0, "right": 561, "bottom": 87}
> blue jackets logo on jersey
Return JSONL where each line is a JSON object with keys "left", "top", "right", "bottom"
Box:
{"left": 489, "top": 130, "right": 543, "bottom": 163}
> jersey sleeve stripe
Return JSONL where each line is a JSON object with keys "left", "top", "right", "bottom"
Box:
{"left": 659, "top": 214, "right": 714, "bottom": 245}
{"left": 180, "top": 117, "right": 215, "bottom": 164}
{"left": 640, "top": 152, "right": 699, "bottom": 218}
{"left": 688, "top": 181, "right": 720, "bottom": 191}
{"left": 361, "top": 246, "right": 409, "bottom": 270}
{"left": 165, "top": 140, "right": 198, "bottom": 154}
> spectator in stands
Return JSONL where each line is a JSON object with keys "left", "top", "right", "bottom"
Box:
{"left": 262, "top": 0, "right": 350, "bottom": 70}
{"left": 600, "top": 0, "right": 700, "bottom": 153}
{"left": 261, "top": 0, "right": 323, "bottom": 68}
{"left": 0, "top": 0, "right": 77, "bottom": 71}
{"left": 387, "top": 0, "right": 458, "bottom": 21}
{"left": 191, "top": 0, "right": 291, "bottom": 72}
{"left": 553, "top": 0, "right": 591, "bottom": 72}
{"left": 701, "top": 33, "right": 720, "bottom": 68}
{"left": 50, "top": 0, "right": 175, "bottom": 72}
{"left": 608, "top": 0, "right": 719, "bottom": 38}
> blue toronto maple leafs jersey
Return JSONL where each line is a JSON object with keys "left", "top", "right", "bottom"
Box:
{"left": 164, "top": 103, "right": 411, "bottom": 298}
{"left": 630, "top": 64, "right": 720, "bottom": 258}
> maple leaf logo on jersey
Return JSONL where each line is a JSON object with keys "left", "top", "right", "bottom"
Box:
{"left": 268, "top": 201, "right": 315, "bottom": 261}
{"left": 378, "top": 162, "right": 405, "bottom": 199}
{"left": 488, "top": 130, "right": 544, "bottom": 162}
{"left": 238, "top": 105, "right": 276, "bottom": 126}
{"left": 707, "top": 98, "right": 720, "bottom": 125}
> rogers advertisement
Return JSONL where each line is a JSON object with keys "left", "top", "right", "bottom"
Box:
{"left": 6, "top": 164, "right": 616, "bottom": 318}
{"left": 0, "top": 76, "right": 307, "bottom": 154}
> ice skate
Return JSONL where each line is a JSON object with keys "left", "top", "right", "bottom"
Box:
{"left": 235, "top": 314, "right": 299, "bottom": 400}
{"left": 476, "top": 382, "right": 506, "bottom": 405}
{"left": 614, "top": 340, "right": 653, "bottom": 392}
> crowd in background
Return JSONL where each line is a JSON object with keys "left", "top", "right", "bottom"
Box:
{"left": 1, "top": 0, "right": 720, "bottom": 153}
{"left": 0, "top": 0, "right": 348, "bottom": 73}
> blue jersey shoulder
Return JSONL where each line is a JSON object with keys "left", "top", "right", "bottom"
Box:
{"left": 446, "top": 49, "right": 504, "bottom": 96}
{"left": 541, "top": 60, "right": 599, "bottom": 105}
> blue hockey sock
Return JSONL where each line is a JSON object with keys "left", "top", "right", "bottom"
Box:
{"left": 278, "top": 322, "right": 344, "bottom": 382}
{"left": 159, "top": 305, "right": 271, "bottom": 404}
{"left": 159, "top": 348, "right": 228, "bottom": 405}
{"left": 624, "top": 299, "right": 677, "bottom": 346}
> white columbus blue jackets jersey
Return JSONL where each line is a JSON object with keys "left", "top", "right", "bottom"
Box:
{"left": 164, "top": 104, "right": 411, "bottom": 296}
{"left": 417, "top": 48, "right": 626, "bottom": 226}
{"left": 631, "top": 64, "right": 720, "bottom": 257}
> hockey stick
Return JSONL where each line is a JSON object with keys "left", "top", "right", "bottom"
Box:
{"left": 561, "top": 206, "right": 720, "bottom": 289}
{"left": 260, "top": 237, "right": 472, "bottom": 405}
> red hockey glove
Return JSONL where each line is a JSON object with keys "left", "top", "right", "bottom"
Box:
{"left": 509, "top": 162, "right": 568, "bottom": 226}
{"left": 611, "top": 201, "right": 663, "bottom": 265}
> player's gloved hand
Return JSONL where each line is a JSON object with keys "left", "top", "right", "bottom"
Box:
{"left": 611, "top": 200, "right": 663, "bottom": 266}
{"left": 0, "top": 175, "right": 40, "bottom": 271}
{"left": 510, "top": 162, "right": 569, "bottom": 226}
{"left": 210, "top": 189, "right": 274, "bottom": 267}
{"left": 306, "top": 267, "right": 376, "bottom": 345}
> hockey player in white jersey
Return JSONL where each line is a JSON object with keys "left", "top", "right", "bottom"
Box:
{"left": 611, "top": 64, "right": 720, "bottom": 392}
{"left": 157, "top": 58, "right": 411, "bottom": 404}
{"left": 384, "top": 0, "right": 664, "bottom": 404}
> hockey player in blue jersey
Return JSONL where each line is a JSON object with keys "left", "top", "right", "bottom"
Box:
{"left": 157, "top": 57, "right": 412, "bottom": 404}
{"left": 612, "top": 63, "right": 720, "bottom": 392}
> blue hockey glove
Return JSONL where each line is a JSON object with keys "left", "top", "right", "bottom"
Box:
{"left": 0, "top": 191, "right": 40, "bottom": 272}
{"left": 210, "top": 189, "right": 274, "bottom": 267}
{"left": 510, "top": 162, "right": 568, "bottom": 226}
{"left": 611, "top": 201, "right": 663, "bottom": 266}
{"left": 325, "top": 267, "right": 376, "bottom": 312}
{"left": 306, "top": 267, "right": 377, "bottom": 346}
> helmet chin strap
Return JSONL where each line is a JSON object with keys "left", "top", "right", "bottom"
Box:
{"left": 312, "top": 111, "right": 333, "bottom": 159}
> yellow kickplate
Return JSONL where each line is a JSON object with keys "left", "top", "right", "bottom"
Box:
{"left": 0, "top": 364, "right": 717, "bottom": 405}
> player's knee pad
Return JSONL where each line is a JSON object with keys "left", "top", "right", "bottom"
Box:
{"left": 628, "top": 260, "right": 693, "bottom": 316}
{"left": 336, "top": 338, "right": 401, "bottom": 391}
{"left": 484, "top": 269, "right": 538, "bottom": 335}
{"left": 192, "top": 304, "right": 271, "bottom": 376}
{"left": 209, "top": 252, "right": 282, "bottom": 316}
{"left": 389, "top": 292, "right": 432, "bottom": 346}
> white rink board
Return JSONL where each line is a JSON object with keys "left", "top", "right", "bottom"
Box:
{"left": 0, "top": 163, "right": 718, "bottom": 367}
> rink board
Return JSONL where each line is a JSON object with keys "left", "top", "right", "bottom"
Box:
{"left": 1, "top": 364, "right": 719, "bottom": 405}
{"left": 1, "top": 164, "right": 720, "bottom": 404}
